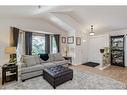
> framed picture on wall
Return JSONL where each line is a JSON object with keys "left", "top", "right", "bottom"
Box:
{"left": 76, "top": 37, "right": 81, "bottom": 45}
{"left": 62, "top": 37, "right": 66, "bottom": 43}
{"left": 67, "top": 36, "right": 74, "bottom": 44}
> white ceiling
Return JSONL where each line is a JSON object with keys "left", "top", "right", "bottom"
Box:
{"left": 0, "top": 6, "right": 127, "bottom": 34}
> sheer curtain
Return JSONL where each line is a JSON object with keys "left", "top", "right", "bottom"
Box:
{"left": 16, "top": 30, "right": 25, "bottom": 64}
{"left": 54, "top": 34, "right": 60, "bottom": 53}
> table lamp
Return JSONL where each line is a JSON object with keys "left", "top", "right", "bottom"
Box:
{"left": 5, "top": 47, "right": 17, "bottom": 64}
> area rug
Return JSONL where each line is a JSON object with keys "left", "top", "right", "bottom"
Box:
{"left": 0, "top": 68, "right": 126, "bottom": 89}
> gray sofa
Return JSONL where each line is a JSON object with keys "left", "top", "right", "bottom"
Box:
{"left": 20, "top": 53, "right": 69, "bottom": 81}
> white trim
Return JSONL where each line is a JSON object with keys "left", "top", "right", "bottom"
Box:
{"left": 96, "top": 64, "right": 111, "bottom": 70}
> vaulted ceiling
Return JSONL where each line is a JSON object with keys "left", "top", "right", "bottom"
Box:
{"left": 0, "top": 6, "right": 127, "bottom": 34}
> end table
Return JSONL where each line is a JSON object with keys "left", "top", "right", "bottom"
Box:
{"left": 63, "top": 56, "right": 72, "bottom": 65}
{"left": 2, "top": 64, "right": 18, "bottom": 85}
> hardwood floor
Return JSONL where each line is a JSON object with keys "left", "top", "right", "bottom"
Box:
{"left": 72, "top": 65, "right": 127, "bottom": 84}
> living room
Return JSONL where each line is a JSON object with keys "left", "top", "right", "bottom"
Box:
{"left": 1, "top": 5, "right": 127, "bottom": 91}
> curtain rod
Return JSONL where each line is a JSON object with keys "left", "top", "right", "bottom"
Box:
{"left": 14, "top": 27, "right": 60, "bottom": 35}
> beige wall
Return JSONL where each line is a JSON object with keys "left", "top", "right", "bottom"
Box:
{"left": 0, "top": 18, "right": 67, "bottom": 64}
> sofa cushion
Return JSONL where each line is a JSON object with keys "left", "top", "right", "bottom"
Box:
{"left": 54, "top": 53, "right": 64, "bottom": 61}
{"left": 34, "top": 55, "right": 41, "bottom": 64}
{"left": 40, "top": 58, "right": 47, "bottom": 64}
{"left": 21, "top": 56, "right": 27, "bottom": 68}
{"left": 20, "top": 62, "right": 27, "bottom": 68}
{"left": 23, "top": 55, "right": 36, "bottom": 67}
{"left": 21, "top": 55, "right": 30, "bottom": 62}
{"left": 53, "top": 60, "right": 69, "bottom": 65}
{"left": 21, "top": 64, "right": 43, "bottom": 74}
{"left": 39, "top": 54, "right": 49, "bottom": 61}
{"left": 41, "top": 62, "right": 55, "bottom": 68}
{"left": 48, "top": 54, "right": 55, "bottom": 62}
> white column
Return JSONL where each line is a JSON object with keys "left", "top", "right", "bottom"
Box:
{"left": 99, "top": 53, "right": 103, "bottom": 70}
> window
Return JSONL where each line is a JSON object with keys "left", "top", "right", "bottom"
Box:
{"left": 32, "top": 33, "right": 59, "bottom": 55}
{"left": 32, "top": 34, "right": 45, "bottom": 55}
{"left": 51, "top": 35, "right": 58, "bottom": 53}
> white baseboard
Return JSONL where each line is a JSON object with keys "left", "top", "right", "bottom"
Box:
{"left": 72, "top": 63, "right": 82, "bottom": 66}
{"left": 98, "top": 64, "right": 111, "bottom": 70}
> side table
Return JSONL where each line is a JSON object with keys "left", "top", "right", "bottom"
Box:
{"left": 2, "top": 64, "right": 18, "bottom": 85}
{"left": 63, "top": 56, "right": 72, "bottom": 65}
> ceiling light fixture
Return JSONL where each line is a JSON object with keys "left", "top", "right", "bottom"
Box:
{"left": 89, "top": 25, "right": 95, "bottom": 36}
{"left": 38, "top": 5, "right": 41, "bottom": 9}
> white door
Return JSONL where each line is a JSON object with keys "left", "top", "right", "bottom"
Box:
{"left": 88, "top": 35, "right": 109, "bottom": 64}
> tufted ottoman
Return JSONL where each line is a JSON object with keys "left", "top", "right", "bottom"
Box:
{"left": 43, "top": 65, "right": 73, "bottom": 89}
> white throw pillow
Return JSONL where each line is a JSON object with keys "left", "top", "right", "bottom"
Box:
{"left": 20, "top": 56, "right": 27, "bottom": 68}
{"left": 23, "top": 55, "right": 36, "bottom": 67}
{"left": 54, "top": 53, "right": 64, "bottom": 61}
{"left": 48, "top": 54, "right": 55, "bottom": 62}
{"left": 34, "top": 55, "right": 41, "bottom": 64}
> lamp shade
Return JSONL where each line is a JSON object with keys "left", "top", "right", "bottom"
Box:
{"left": 89, "top": 25, "right": 95, "bottom": 36}
{"left": 89, "top": 32, "right": 95, "bottom": 36}
{"left": 5, "top": 47, "right": 16, "bottom": 54}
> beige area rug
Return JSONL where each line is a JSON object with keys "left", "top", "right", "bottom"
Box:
{"left": 0, "top": 68, "right": 127, "bottom": 89}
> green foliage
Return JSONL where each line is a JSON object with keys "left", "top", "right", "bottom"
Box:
{"left": 9, "top": 58, "right": 17, "bottom": 64}
{"left": 32, "top": 36, "right": 45, "bottom": 55}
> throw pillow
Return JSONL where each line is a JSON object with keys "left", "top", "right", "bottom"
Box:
{"left": 39, "top": 54, "right": 49, "bottom": 61}
{"left": 20, "top": 56, "right": 27, "bottom": 67}
{"left": 48, "top": 54, "right": 55, "bottom": 62}
{"left": 23, "top": 55, "right": 36, "bottom": 67}
{"left": 54, "top": 53, "right": 64, "bottom": 61}
{"left": 34, "top": 55, "right": 41, "bottom": 64}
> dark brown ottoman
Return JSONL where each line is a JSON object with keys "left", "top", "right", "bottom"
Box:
{"left": 43, "top": 65, "right": 73, "bottom": 89}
